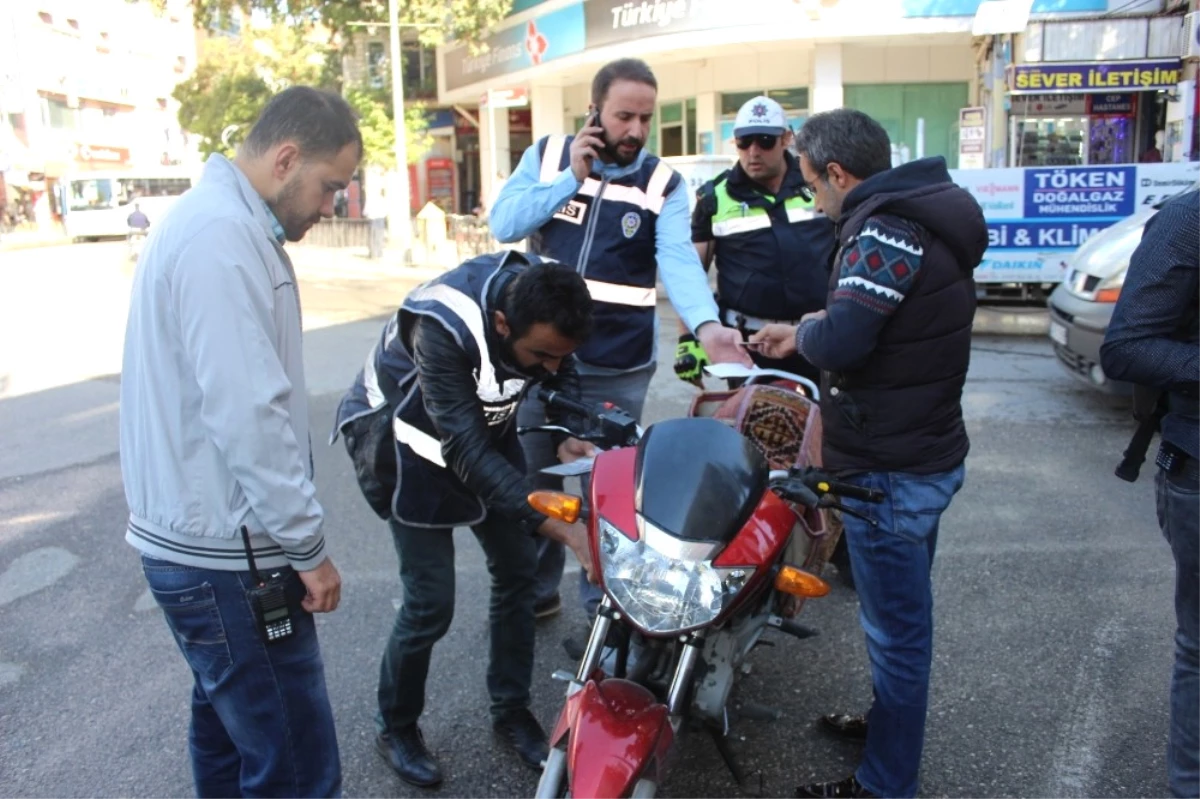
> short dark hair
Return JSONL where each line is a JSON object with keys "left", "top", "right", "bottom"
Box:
{"left": 591, "top": 58, "right": 657, "bottom": 109}
{"left": 241, "top": 86, "right": 363, "bottom": 161}
{"left": 795, "top": 108, "right": 892, "bottom": 182}
{"left": 504, "top": 263, "right": 594, "bottom": 342}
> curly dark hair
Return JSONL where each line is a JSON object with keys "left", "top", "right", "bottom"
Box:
{"left": 503, "top": 262, "right": 594, "bottom": 342}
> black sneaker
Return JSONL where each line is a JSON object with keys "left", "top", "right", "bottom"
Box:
{"left": 795, "top": 774, "right": 876, "bottom": 798}
{"left": 534, "top": 592, "right": 562, "bottom": 619}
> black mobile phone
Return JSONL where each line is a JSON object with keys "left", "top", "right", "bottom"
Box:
{"left": 587, "top": 109, "right": 600, "bottom": 128}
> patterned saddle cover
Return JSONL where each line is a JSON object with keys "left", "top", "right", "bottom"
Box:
{"left": 688, "top": 383, "right": 842, "bottom": 607}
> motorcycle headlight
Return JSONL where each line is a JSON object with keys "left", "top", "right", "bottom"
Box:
{"left": 598, "top": 518, "right": 754, "bottom": 635}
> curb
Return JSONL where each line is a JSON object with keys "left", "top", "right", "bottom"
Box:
{"left": 973, "top": 306, "right": 1049, "bottom": 336}
{"left": 0, "top": 238, "right": 74, "bottom": 254}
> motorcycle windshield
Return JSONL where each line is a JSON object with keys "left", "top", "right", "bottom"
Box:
{"left": 634, "top": 418, "right": 768, "bottom": 543}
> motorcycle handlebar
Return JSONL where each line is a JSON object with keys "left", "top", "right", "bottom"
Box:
{"left": 537, "top": 387, "right": 592, "bottom": 418}
{"left": 534, "top": 387, "right": 641, "bottom": 449}
{"left": 819, "top": 479, "right": 885, "bottom": 504}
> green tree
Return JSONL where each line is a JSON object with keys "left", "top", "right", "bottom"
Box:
{"left": 173, "top": 26, "right": 330, "bottom": 157}
{"left": 179, "top": 0, "right": 512, "bottom": 47}
{"left": 344, "top": 87, "right": 433, "bottom": 169}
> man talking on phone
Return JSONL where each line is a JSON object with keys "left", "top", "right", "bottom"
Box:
{"left": 489, "top": 57, "right": 749, "bottom": 625}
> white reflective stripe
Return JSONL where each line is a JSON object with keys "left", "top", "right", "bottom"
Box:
{"left": 363, "top": 342, "right": 385, "bottom": 407}
{"left": 406, "top": 283, "right": 526, "bottom": 403}
{"left": 577, "top": 179, "right": 667, "bottom": 215}
{"left": 585, "top": 279, "right": 657, "bottom": 307}
{"left": 787, "top": 206, "right": 815, "bottom": 223}
{"left": 394, "top": 418, "right": 447, "bottom": 467}
{"left": 712, "top": 215, "right": 773, "bottom": 237}
{"left": 645, "top": 162, "right": 673, "bottom": 214}
{"left": 362, "top": 318, "right": 400, "bottom": 408}
{"left": 540, "top": 135, "right": 567, "bottom": 183}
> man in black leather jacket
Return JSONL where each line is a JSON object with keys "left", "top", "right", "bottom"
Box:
{"left": 333, "top": 251, "right": 596, "bottom": 787}
{"left": 1101, "top": 189, "right": 1199, "bottom": 799}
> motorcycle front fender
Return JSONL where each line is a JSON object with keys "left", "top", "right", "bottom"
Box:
{"left": 563, "top": 678, "right": 672, "bottom": 798}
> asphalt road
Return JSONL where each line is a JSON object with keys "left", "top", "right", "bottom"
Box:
{"left": 0, "top": 242, "right": 1177, "bottom": 798}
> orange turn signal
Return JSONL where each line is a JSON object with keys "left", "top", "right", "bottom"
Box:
{"left": 528, "top": 491, "right": 582, "bottom": 524}
{"left": 775, "top": 565, "right": 830, "bottom": 598}
{"left": 1094, "top": 287, "right": 1122, "bottom": 303}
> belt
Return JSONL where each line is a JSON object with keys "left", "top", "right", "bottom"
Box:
{"left": 721, "top": 308, "right": 803, "bottom": 331}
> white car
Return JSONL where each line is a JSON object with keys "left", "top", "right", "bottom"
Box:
{"left": 1046, "top": 198, "right": 1174, "bottom": 394}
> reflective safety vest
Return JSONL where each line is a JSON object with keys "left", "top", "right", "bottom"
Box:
{"left": 703, "top": 164, "right": 835, "bottom": 323}
{"left": 529, "top": 134, "right": 681, "bottom": 371}
{"left": 333, "top": 250, "right": 537, "bottom": 527}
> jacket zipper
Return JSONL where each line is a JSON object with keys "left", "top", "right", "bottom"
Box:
{"left": 576, "top": 175, "right": 609, "bottom": 276}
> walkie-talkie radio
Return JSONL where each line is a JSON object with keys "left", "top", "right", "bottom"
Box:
{"left": 241, "top": 526, "right": 295, "bottom": 644}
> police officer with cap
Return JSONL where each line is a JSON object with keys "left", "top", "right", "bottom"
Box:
{"left": 676, "top": 96, "right": 836, "bottom": 385}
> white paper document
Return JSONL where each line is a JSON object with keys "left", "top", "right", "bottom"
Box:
{"left": 540, "top": 456, "right": 595, "bottom": 478}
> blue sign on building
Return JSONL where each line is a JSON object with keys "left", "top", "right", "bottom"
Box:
{"left": 1023, "top": 166, "right": 1137, "bottom": 219}
{"left": 902, "top": 0, "right": 1105, "bottom": 17}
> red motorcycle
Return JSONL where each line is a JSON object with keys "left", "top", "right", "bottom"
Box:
{"left": 523, "top": 374, "right": 881, "bottom": 799}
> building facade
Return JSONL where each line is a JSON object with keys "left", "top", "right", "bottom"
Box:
{"left": 0, "top": 0, "right": 199, "bottom": 229}
{"left": 434, "top": 0, "right": 1195, "bottom": 211}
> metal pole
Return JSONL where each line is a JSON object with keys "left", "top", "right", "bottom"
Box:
{"left": 487, "top": 91, "right": 497, "bottom": 209}
{"left": 388, "top": 0, "right": 411, "bottom": 261}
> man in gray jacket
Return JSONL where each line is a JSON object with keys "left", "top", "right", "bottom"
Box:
{"left": 119, "top": 87, "right": 361, "bottom": 798}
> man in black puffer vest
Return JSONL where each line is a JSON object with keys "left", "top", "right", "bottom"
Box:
{"left": 751, "top": 108, "right": 987, "bottom": 799}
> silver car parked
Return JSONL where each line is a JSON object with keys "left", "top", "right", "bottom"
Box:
{"left": 1046, "top": 208, "right": 1158, "bottom": 395}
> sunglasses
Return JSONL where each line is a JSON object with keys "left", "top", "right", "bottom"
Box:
{"left": 736, "top": 134, "right": 780, "bottom": 150}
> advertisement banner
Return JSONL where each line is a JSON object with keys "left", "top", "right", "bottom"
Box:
{"left": 442, "top": 3, "right": 585, "bottom": 91}
{"left": 583, "top": 0, "right": 812, "bottom": 49}
{"left": 951, "top": 162, "right": 1198, "bottom": 283}
{"left": 958, "top": 107, "right": 987, "bottom": 169}
{"left": 1007, "top": 60, "right": 1184, "bottom": 95}
{"left": 901, "top": 0, "right": 1104, "bottom": 16}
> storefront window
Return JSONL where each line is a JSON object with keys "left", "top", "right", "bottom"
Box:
{"left": 1007, "top": 93, "right": 1147, "bottom": 166}
{"left": 844, "top": 83, "right": 967, "bottom": 167}
{"left": 659, "top": 101, "right": 684, "bottom": 157}
{"left": 1012, "top": 118, "right": 1087, "bottom": 166}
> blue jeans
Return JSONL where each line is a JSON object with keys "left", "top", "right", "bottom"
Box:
{"left": 377, "top": 515, "right": 538, "bottom": 731}
{"left": 1157, "top": 466, "right": 1200, "bottom": 798}
{"left": 520, "top": 365, "right": 655, "bottom": 616}
{"left": 838, "top": 463, "right": 966, "bottom": 799}
{"left": 141, "top": 556, "right": 341, "bottom": 798}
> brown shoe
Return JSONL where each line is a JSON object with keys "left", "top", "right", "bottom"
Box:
{"left": 819, "top": 713, "right": 868, "bottom": 741}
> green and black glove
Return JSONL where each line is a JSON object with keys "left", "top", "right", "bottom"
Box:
{"left": 674, "top": 333, "right": 709, "bottom": 384}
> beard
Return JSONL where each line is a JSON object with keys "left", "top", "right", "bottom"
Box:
{"left": 498, "top": 333, "right": 549, "bottom": 380}
{"left": 268, "top": 173, "right": 321, "bottom": 242}
{"left": 600, "top": 130, "right": 644, "bottom": 167}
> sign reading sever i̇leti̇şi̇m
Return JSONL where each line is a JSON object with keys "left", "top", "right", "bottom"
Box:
{"left": 1007, "top": 59, "right": 1183, "bottom": 94}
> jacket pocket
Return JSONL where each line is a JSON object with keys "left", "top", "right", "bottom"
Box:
{"left": 346, "top": 408, "right": 397, "bottom": 520}
{"left": 831, "top": 388, "right": 869, "bottom": 435}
